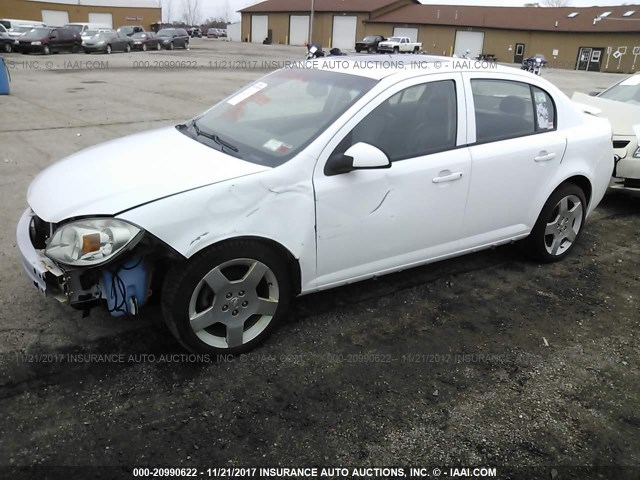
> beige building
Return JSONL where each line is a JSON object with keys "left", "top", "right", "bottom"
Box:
{"left": 240, "top": 0, "right": 640, "bottom": 73}
{"left": 0, "top": 0, "right": 161, "bottom": 31}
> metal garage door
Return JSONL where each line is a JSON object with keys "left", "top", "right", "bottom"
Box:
{"left": 289, "top": 15, "right": 309, "bottom": 46}
{"left": 251, "top": 15, "right": 268, "bottom": 43}
{"left": 88, "top": 13, "right": 113, "bottom": 28}
{"left": 454, "top": 31, "right": 484, "bottom": 58}
{"left": 332, "top": 15, "right": 357, "bottom": 50}
{"left": 41, "top": 9, "right": 69, "bottom": 26}
{"left": 393, "top": 27, "right": 418, "bottom": 43}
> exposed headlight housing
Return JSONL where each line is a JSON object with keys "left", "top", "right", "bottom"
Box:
{"left": 45, "top": 218, "right": 142, "bottom": 267}
{"left": 31, "top": 41, "right": 42, "bottom": 45}
{"left": 634, "top": 147, "right": 640, "bottom": 158}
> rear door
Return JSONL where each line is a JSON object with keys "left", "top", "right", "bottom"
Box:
{"left": 460, "top": 73, "right": 566, "bottom": 248}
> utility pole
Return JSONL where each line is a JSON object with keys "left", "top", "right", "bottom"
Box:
{"left": 309, "top": 0, "right": 314, "bottom": 44}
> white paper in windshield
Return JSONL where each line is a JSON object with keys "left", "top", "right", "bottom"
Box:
{"left": 227, "top": 82, "right": 268, "bottom": 106}
{"left": 620, "top": 76, "right": 640, "bottom": 86}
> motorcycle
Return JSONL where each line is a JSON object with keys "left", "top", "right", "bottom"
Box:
{"left": 521, "top": 55, "right": 547, "bottom": 75}
{"left": 306, "top": 44, "right": 325, "bottom": 59}
{"left": 305, "top": 44, "right": 346, "bottom": 59}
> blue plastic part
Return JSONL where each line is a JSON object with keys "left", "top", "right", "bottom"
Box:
{"left": 0, "top": 56, "right": 10, "bottom": 95}
{"left": 102, "top": 258, "right": 148, "bottom": 317}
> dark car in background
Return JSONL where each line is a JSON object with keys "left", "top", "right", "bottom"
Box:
{"left": 131, "top": 31, "right": 161, "bottom": 51}
{"left": 84, "top": 31, "right": 133, "bottom": 54}
{"left": 156, "top": 28, "right": 189, "bottom": 49}
{"left": 16, "top": 27, "right": 81, "bottom": 55}
{"left": 117, "top": 25, "right": 144, "bottom": 37}
{"left": 187, "top": 27, "right": 202, "bottom": 38}
{"left": 355, "top": 35, "right": 386, "bottom": 53}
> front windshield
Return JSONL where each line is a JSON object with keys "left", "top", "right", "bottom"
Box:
{"left": 84, "top": 30, "right": 98, "bottom": 37}
{"left": 11, "top": 26, "right": 33, "bottom": 33}
{"left": 23, "top": 28, "right": 51, "bottom": 38}
{"left": 132, "top": 32, "right": 148, "bottom": 39}
{"left": 388, "top": 37, "right": 401, "bottom": 42}
{"left": 66, "top": 24, "right": 83, "bottom": 32}
{"left": 363, "top": 36, "right": 377, "bottom": 42}
{"left": 189, "top": 68, "right": 377, "bottom": 167}
{"left": 599, "top": 76, "right": 640, "bottom": 105}
{"left": 157, "top": 29, "right": 174, "bottom": 37}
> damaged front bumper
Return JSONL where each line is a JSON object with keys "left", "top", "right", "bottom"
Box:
{"left": 16, "top": 208, "right": 68, "bottom": 302}
{"left": 610, "top": 136, "right": 640, "bottom": 190}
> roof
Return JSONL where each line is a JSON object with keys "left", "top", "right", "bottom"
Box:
{"left": 305, "top": 54, "right": 518, "bottom": 80}
{"left": 26, "top": 0, "right": 161, "bottom": 8}
{"left": 368, "top": 4, "right": 640, "bottom": 33}
{"left": 240, "top": 0, "right": 405, "bottom": 14}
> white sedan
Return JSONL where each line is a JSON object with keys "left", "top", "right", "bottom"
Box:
{"left": 17, "top": 58, "right": 614, "bottom": 353}
{"left": 572, "top": 73, "right": 640, "bottom": 191}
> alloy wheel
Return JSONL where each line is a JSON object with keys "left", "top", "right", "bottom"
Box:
{"left": 544, "top": 194, "right": 583, "bottom": 256}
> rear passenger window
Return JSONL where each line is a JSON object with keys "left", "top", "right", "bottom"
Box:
{"left": 472, "top": 80, "right": 535, "bottom": 143}
{"left": 532, "top": 86, "right": 556, "bottom": 131}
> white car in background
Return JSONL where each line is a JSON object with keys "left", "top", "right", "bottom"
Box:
{"left": 572, "top": 74, "right": 640, "bottom": 191}
{"left": 17, "top": 58, "right": 613, "bottom": 354}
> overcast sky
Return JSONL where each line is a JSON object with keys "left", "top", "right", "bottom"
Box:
{"left": 176, "top": 0, "right": 639, "bottom": 24}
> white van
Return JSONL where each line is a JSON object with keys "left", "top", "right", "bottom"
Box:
{"left": 65, "top": 22, "right": 110, "bottom": 34}
{"left": 0, "top": 19, "right": 45, "bottom": 30}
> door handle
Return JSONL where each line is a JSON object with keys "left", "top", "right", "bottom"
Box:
{"left": 432, "top": 171, "right": 463, "bottom": 183}
{"left": 534, "top": 151, "right": 557, "bottom": 162}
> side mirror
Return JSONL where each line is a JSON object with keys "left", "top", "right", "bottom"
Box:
{"left": 324, "top": 142, "right": 391, "bottom": 176}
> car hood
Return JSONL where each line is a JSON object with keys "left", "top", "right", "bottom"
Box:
{"left": 28, "top": 127, "right": 270, "bottom": 223}
{"left": 572, "top": 92, "right": 640, "bottom": 136}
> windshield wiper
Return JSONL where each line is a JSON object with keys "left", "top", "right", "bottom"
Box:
{"left": 191, "top": 119, "right": 240, "bottom": 155}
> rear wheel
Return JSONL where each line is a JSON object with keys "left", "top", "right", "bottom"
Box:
{"left": 413, "top": 46, "right": 419, "bottom": 54}
{"left": 393, "top": 46, "right": 399, "bottom": 54}
{"left": 168, "top": 41, "right": 174, "bottom": 50}
{"left": 106, "top": 44, "right": 112, "bottom": 54}
{"left": 162, "top": 240, "right": 292, "bottom": 354}
{"left": 142, "top": 43, "right": 147, "bottom": 52}
{"left": 156, "top": 42, "right": 161, "bottom": 51}
{"left": 72, "top": 43, "right": 80, "bottom": 53}
{"left": 2, "top": 43, "right": 11, "bottom": 53}
{"left": 523, "top": 183, "right": 586, "bottom": 263}
{"left": 184, "top": 40, "right": 189, "bottom": 49}
{"left": 125, "top": 43, "right": 131, "bottom": 53}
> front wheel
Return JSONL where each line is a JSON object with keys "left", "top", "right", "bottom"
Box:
{"left": 523, "top": 183, "right": 586, "bottom": 263}
{"left": 162, "top": 240, "right": 292, "bottom": 354}
{"left": 125, "top": 44, "right": 131, "bottom": 53}
{"left": 42, "top": 45, "right": 50, "bottom": 55}
{"left": 3, "top": 43, "right": 11, "bottom": 53}
{"left": 142, "top": 43, "right": 147, "bottom": 52}
{"left": 106, "top": 44, "right": 112, "bottom": 54}
{"left": 168, "top": 41, "right": 174, "bottom": 50}
{"left": 156, "top": 42, "right": 161, "bottom": 51}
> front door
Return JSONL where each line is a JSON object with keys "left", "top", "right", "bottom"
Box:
{"left": 313, "top": 74, "right": 471, "bottom": 289}
{"left": 514, "top": 43, "right": 525, "bottom": 63}
{"left": 577, "top": 47, "right": 592, "bottom": 70}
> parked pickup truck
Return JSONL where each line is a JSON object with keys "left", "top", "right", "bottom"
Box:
{"left": 377, "top": 36, "right": 421, "bottom": 54}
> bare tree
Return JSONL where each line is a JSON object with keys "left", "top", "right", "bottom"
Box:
{"left": 182, "top": 0, "right": 201, "bottom": 26}
{"left": 540, "top": 0, "right": 570, "bottom": 6}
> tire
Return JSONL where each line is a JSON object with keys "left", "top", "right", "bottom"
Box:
{"left": 168, "top": 41, "right": 174, "bottom": 50}
{"left": 184, "top": 41, "right": 189, "bottom": 49}
{"left": 156, "top": 42, "right": 161, "bottom": 51}
{"left": 72, "top": 44, "right": 79, "bottom": 54}
{"left": 413, "top": 46, "right": 419, "bottom": 54}
{"left": 368, "top": 46, "right": 375, "bottom": 54}
{"left": 125, "top": 44, "right": 131, "bottom": 53}
{"left": 106, "top": 44, "right": 112, "bottom": 54}
{"left": 142, "top": 43, "right": 147, "bottom": 52}
{"left": 523, "top": 183, "right": 587, "bottom": 263}
{"left": 43, "top": 45, "right": 50, "bottom": 55}
{"left": 3, "top": 43, "right": 11, "bottom": 53}
{"left": 162, "top": 240, "right": 292, "bottom": 354}
{"left": 393, "top": 46, "right": 399, "bottom": 54}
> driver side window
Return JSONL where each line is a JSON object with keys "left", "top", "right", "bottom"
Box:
{"left": 332, "top": 80, "right": 457, "bottom": 162}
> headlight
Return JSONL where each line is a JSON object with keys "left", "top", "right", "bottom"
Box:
{"left": 634, "top": 147, "right": 640, "bottom": 158}
{"left": 45, "top": 218, "right": 142, "bottom": 267}
{"left": 97, "top": 41, "right": 105, "bottom": 45}
{"left": 31, "top": 41, "right": 42, "bottom": 45}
